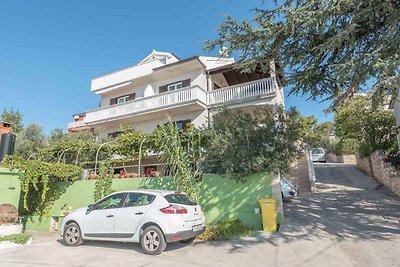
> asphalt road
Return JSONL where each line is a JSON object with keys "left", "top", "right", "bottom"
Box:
{"left": 0, "top": 163, "right": 399, "bottom": 266}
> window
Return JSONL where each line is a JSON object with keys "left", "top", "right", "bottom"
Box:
{"left": 164, "top": 193, "right": 197, "bottom": 206}
{"left": 94, "top": 193, "right": 124, "bottom": 210}
{"left": 117, "top": 95, "right": 129, "bottom": 104}
{"left": 175, "top": 119, "right": 191, "bottom": 131}
{"left": 167, "top": 82, "right": 183, "bottom": 91}
{"left": 123, "top": 193, "right": 155, "bottom": 207}
{"left": 108, "top": 131, "right": 122, "bottom": 138}
{"left": 144, "top": 166, "right": 157, "bottom": 175}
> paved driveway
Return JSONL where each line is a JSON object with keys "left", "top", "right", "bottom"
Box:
{"left": 0, "top": 163, "right": 399, "bottom": 266}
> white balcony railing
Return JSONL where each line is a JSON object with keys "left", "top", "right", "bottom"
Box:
{"left": 84, "top": 85, "right": 207, "bottom": 124}
{"left": 67, "top": 120, "right": 86, "bottom": 130}
{"left": 69, "top": 78, "right": 277, "bottom": 128}
{"left": 207, "top": 78, "right": 275, "bottom": 105}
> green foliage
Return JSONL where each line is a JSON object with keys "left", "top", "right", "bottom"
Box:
{"left": 15, "top": 123, "right": 46, "bottom": 159}
{"left": 198, "top": 218, "right": 254, "bottom": 241}
{"left": 286, "top": 107, "right": 334, "bottom": 149}
{"left": 205, "top": 107, "right": 301, "bottom": 180}
{"left": 1, "top": 155, "right": 81, "bottom": 215}
{"left": 47, "top": 128, "right": 66, "bottom": 144}
{"left": 205, "top": 0, "right": 400, "bottom": 106}
{"left": 335, "top": 94, "right": 397, "bottom": 156}
{"left": 1, "top": 107, "right": 23, "bottom": 133}
{"left": 151, "top": 122, "right": 202, "bottom": 201}
{"left": 93, "top": 162, "right": 113, "bottom": 202}
{"left": 334, "top": 138, "right": 359, "bottom": 155}
{"left": 0, "top": 233, "right": 32, "bottom": 245}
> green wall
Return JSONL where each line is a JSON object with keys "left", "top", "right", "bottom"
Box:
{"left": 0, "top": 168, "right": 21, "bottom": 208}
{"left": 0, "top": 171, "right": 272, "bottom": 231}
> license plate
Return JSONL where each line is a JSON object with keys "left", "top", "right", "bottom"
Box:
{"left": 192, "top": 225, "right": 203, "bottom": 232}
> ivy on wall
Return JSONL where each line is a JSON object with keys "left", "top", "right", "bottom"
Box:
{"left": 93, "top": 162, "right": 113, "bottom": 202}
{"left": 1, "top": 155, "right": 81, "bottom": 216}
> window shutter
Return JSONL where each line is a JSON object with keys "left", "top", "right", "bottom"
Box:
{"left": 159, "top": 85, "right": 167, "bottom": 93}
{"left": 182, "top": 79, "right": 191, "bottom": 87}
{"left": 110, "top": 98, "right": 117, "bottom": 105}
{"left": 128, "top": 93, "right": 136, "bottom": 101}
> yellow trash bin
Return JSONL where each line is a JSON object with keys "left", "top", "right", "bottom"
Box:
{"left": 258, "top": 198, "right": 277, "bottom": 232}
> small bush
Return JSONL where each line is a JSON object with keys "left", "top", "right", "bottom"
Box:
{"left": 335, "top": 139, "right": 359, "bottom": 155}
{"left": 198, "top": 218, "right": 254, "bottom": 241}
{"left": 0, "top": 233, "right": 32, "bottom": 245}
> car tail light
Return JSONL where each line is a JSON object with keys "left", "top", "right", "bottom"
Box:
{"left": 160, "top": 204, "right": 187, "bottom": 214}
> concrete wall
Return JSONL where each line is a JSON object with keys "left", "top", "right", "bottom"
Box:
{"left": 0, "top": 172, "right": 273, "bottom": 231}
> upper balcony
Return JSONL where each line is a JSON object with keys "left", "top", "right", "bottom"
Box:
{"left": 68, "top": 77, "right": 278, "bottom": 130}
{"left": 84, "top": 85, "right": 208, "bottom": 125}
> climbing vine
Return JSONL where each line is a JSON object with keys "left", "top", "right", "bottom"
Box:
{"left": 93, "top": 161, "right": 113, "bottom": 202}
{"left": 1, "top": 155, "right": 81, "bottom": 216}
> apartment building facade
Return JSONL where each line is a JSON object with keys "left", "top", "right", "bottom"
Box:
{"left": 67, "top": 50, "right": 285, "bottom": 136}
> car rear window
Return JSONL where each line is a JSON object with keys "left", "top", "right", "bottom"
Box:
{"left": 164, "top": 193, "right": 197, "bottom": 206}
{"left": 312, "top": 148, "right": 324, "bottom": 154}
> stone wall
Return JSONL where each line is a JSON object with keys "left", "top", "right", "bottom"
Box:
{"left": 288, "top": 153, "right": 311, "bottom": 195}
{"left": 369, "top": 150, "right": 400, "bottom": 196}
{"left": 326, "top": 153, "right": 356, "bottom": 164}
{"left": 355, "top": 155, "right": 374, "bottom": 176}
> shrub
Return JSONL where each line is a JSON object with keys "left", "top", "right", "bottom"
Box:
{"left": 334, "top": 139, "right": 359, "bottom": 155}
{"left": 198, "top": 218, "right": 254, "bottom": 241}
{"left": 0, "top": 233, "right": 32, "bottom": 245}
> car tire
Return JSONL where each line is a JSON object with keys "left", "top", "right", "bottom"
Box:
{"left": 140, "top": 226, "right": 167, "bottom": 255}
{"left": 180, "top": 237, "right": 196, "bottom": 244}
{"left": 63, "top": 223, "right": 83, "bottom": 246}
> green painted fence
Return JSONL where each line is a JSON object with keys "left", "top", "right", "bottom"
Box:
{"left": 0, "top": 168, "right": 21, "bottom": 208}
{"left": 0, "top": 169, "right": 272, "bottom": 231}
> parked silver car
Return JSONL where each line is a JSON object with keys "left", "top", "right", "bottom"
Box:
{"left": 280, "top": 178, "right": 299, "bottom": 200}
{"left": 311, "top": 148, "right": 326, "bottom": 163}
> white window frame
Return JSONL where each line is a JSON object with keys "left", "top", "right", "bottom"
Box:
{"left": 117, "top": 95, "right": 129, "bottom": 104}
{"left": 167, "top": 82, "right": 183, "bottom": 92}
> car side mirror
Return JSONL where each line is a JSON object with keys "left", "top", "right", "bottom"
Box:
{"left": 86, "top": 204, "right": 95, "bottom": 214}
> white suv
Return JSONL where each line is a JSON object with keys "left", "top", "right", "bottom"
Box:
{"left": 60, "top": 189, "right": 206, "bottom": 255}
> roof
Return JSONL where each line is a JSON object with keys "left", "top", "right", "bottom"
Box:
{"left": 152, "top": 56, "right": 206, "bottom": 71}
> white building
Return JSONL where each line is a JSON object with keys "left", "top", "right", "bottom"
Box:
{"left": 68, "top": 50, "right": 285, "bottom": 136}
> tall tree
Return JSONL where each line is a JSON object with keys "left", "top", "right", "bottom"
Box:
{"left": 15, "top": 123, "right": 46, "bottom": 159}
{"left": 206, "top": 0, "right": 400, "bottom": 106}
{"left": 335, "top": 94, "right": 396, "bottom": 155}
{"left": 1, "top": 107, "right": 23, "bottom": 133}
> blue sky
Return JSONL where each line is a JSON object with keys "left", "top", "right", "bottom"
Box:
{"left": 0, "top": 0, "right": 333, "bottom": 134}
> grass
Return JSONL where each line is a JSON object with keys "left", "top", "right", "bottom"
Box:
{"left": 0, "top": 233, "right": 32, "bottom": 245}
{"left": 198, "top": 218, "right": 254, "bottom": 241}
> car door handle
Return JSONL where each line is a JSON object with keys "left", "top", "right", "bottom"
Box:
{"left": 106, "top": 214, "right": 114, "bottom": 218}
{"left": 135, "top": 212, "right": 144, "bottom": 215}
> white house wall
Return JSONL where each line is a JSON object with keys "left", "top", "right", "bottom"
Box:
{"left": 99, "top": 68, "right": 207, "bottom": 108}
{"left": 95, "top": 109, "right": 208, "bottom": 135}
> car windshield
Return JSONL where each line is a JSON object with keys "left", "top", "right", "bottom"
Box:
{"left": 312, "top": 148, "right": 324, "bottom": 154}
{"left": 164, "top": 193, "right": 197, "bottom": 206}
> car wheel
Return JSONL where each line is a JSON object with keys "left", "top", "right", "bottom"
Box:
{"left": 140, "top": 226, "right": 167, "bottom": 255}
{"left": 63, "top": 223, "right": 83, "bottom": 246}
{"left": 180, "top": 237, "right": 196, "bottom": 244}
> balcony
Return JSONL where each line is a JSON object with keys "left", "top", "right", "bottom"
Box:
{"left": 84, "top": 85, "right": 208, "bottom": 125}
{"left": 208, "top": 78, "right": 276, "bottom": 106}
{"left": 67, "top": 120, "right": 87, "bottom": 130}
{"left": 68, "top": 78, "right": 278, "bottom": 129}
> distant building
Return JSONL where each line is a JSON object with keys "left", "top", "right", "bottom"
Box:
{"left": 0, "top": 121, "right": 13, "bottom": 139}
